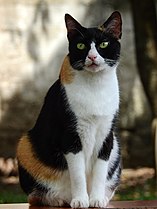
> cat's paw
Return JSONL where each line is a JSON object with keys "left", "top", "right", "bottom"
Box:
{"left": 89, "top": 196, "right": 109, "bottom": 208}
{"left": 70, "top": 196, "right": 89, "bottom": 208}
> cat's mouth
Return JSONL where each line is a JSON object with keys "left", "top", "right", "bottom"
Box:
{"left": 89, "top": 63, "right": 98, "bottom": 67}
{"left": 87, "top": 62, "right": 99, "bottom": 68}
{"left": 85, "top": 62, "right": 101, "bottom": 72}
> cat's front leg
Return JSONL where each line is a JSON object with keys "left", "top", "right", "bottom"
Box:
{"left": 65, "top": 152, "right": 89, "bottom": 208}
{"left": 89, "top": 159, "right": 110, "bottom": 208}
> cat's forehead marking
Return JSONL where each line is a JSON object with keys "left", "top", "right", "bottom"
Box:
{"left": 60, "top": 56, "right": 75, "bottom": 84}
{"left": 98, "top": 25, "right": 105, "bottom": 32}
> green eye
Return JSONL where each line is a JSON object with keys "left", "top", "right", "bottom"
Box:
{"left": 99, "top": 41, "right": 109, "bottom": 49}
{"left": 77, "top": 43, "right": 85, "bottom": 50}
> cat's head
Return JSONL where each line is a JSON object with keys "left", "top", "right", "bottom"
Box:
{"left": 65, "top": 12, "right": 122, "bottom": 73}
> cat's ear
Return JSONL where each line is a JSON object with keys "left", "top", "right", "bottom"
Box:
{"left": 100, "top": 11, "right": 122, "bottom": 39}
{"left": 65, "top": 14, "right": 84, "bottom": 39}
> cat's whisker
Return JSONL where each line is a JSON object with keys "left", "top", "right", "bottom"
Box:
{"left": 72, "top": 60, "right": 84, "bottom": 70}
{"left": 104, "top": 58, "right": 118, "bottom": 67}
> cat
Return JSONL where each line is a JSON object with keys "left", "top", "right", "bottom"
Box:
{"left": 17, "top": 11, "right": 122, "bottom": 208}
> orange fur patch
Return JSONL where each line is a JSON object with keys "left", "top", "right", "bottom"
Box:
{"left": 17, "top": 135, "right": 62, "bottom": 182}
{"left": 60, "top": 56, "right": 74, "bottom": 84}
{"left": 98, "top": 25, "right": 105, "bottom": 31}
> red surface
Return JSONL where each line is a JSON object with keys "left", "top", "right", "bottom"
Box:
{"left": 0, "top": 200, "right": 157, "bottom": 209}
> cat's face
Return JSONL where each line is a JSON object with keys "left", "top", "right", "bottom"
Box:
{"left": 65, "top": 12, "right": 122, "bottom": 73}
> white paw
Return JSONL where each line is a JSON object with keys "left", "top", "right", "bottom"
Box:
{"left": 70, "top": 197, "right": 89, "bottom": 208}
{"left": 89, "top": 197, "right": 109, "bottom": 208}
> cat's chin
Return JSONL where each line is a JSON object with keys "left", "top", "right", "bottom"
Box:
{"left": 84, "top": 65, "right": 104, "bottom": 73}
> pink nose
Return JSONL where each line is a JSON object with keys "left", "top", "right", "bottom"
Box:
{"left": 88, "top": 55, "right": 97, "bottom": 61}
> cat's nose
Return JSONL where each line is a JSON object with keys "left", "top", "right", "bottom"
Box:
{"left": 88, "top": 55, "right": 97, "bottom": 61}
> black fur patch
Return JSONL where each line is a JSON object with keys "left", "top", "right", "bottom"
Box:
{"left": 28, "top": 79, "right": 82, "bottom": 170}
{"left": 107, "top": 147, "right": 121, "bottom": 180}
{"left": 98, "top": 130, "right": 114, "bottom": 161}
{"left": 18, "top": 163, "right": 47, "bottom": 195}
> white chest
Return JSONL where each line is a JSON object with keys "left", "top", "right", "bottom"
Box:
{"left": 64, "top": 70, "right": 119, "bottom": 118}
{"left": 64, "top": 69, "right": 119, "bottom": 172}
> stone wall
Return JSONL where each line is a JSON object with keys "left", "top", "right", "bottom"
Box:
{"left": 0, "top": 0, "right": 153, "bottom": 167}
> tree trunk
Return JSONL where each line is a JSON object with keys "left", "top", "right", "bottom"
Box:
{"left": 130, "top": 0, "right": 157, "bottom": 174}
{"left": 130, "top": 0, "right": 157, "bottom": 117}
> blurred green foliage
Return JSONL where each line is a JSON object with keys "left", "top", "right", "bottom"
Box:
{"left": 0, "top": 191, "right": 27, "bottom": 204}
{"left": 115, "top": 179, "right": 157, "bottom": 201}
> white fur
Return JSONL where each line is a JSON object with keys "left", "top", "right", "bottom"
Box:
{"left": 65, "top": 70, "right": 119, "bottom": 118}
{"left": 89, "top": 159, "right": 110, "bottom": 207}
{"left": 65, "top": 152, "right": 89, "bottom": 208}
{"left": 61, "top": 46, "right": 120, "bottom": 207}
{"left": 84, "top": 42, "right": 118, "bottom": 73}
{"left": 85, "top": 42, "right": 105, "bottom": 73}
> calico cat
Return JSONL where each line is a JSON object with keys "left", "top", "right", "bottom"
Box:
{"left": 17, "top": 11, "right": 122, "bottom": 208}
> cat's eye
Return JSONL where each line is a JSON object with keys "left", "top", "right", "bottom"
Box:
{"left": 99, "top": 41, "right": 109, "bottom": 49}
{"left": 77, "top": 43, "right": 85, "bottom": 50}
